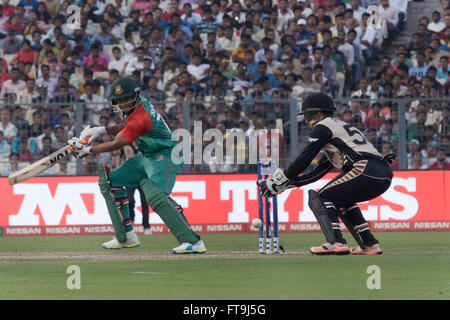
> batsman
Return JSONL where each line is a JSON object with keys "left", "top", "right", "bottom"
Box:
{"left": 68, "top": 77, "right": 206, "bottom": 253}
{"left": 258, "top": 93, "right": 393, "bottom": 255}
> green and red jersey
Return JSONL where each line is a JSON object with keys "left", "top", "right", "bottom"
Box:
{"left": 120, "top": 96, "right": 176, "bottom": 157}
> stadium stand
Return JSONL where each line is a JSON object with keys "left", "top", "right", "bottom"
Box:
{"left": 0, "top": 0, "right": 448, "bottom": 175}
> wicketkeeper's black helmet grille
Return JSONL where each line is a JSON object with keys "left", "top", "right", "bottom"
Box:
{"left": 299, "top": 93, "right": 336, "bottom": 115}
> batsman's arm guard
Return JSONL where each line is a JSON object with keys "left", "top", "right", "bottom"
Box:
{"left": 308, "top": 189, "right": 336, "bottom": 244}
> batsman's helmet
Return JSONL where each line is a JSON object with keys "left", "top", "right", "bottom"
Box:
{"left": 109, "top": 77, "right": 141, "bottom": 118}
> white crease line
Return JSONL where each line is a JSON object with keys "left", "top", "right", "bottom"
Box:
{"left": 132, "top": 272, "right": 168, "bottom": 275}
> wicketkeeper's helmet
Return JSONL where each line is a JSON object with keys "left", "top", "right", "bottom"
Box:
{"left": 109, "top": 77, "right": 141, "bottom": 118}
{"left": 298, "top": 93, "right": 336, "bottom": 122}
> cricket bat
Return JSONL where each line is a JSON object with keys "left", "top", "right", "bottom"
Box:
{"left": 8, "top": 145, "right": 73, "bottom": 185}
{"left": 8, "top": 126, "right": 92, "bottom": 185}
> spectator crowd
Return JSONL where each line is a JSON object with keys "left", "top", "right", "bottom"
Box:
{"left": 0, "top": 0, "right": 448, "bottom": 175}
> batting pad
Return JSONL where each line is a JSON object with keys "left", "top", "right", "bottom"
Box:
{"left": 98, "top": 165, "right": 127, "bottom": 243}
{"left": 140, "top": 178, "right": 200, "bottom": 244}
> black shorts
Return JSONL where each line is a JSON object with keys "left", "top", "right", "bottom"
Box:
{"left": 318, "top": 158, "right": 393, "bottom": 208}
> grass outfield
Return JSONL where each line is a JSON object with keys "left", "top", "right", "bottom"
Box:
{"left": 0, "top": 232, "right": 449, "bottom": 300}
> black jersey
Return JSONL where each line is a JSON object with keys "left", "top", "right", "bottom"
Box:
{"left": 285, "top": 117, "right": 382, "bottom": 183}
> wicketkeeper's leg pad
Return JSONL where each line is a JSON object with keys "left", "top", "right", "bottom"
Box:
{"left": 98, "top": 163, "right": 130, "bottom": 243}
{"left": 140, "top": 178, "right": 200, "bottom": 244}
{"left": 339, "top": 205, "right": 365, "bottom": 249}
{"left": 341, "top": 204, "right": 378, "bottom": 247}
{"left": 308, "top": 190, "right": 338, "bottom": 244}
{"left": 308, "top": 190, "right": 346, "bottom": 244}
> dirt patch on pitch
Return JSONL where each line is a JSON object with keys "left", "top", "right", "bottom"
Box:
{"left": 0, "top": 250, "right": 307, "bottom": 263}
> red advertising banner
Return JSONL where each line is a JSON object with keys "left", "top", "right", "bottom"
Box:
{"left": 0, "top": 170, "right": 448, "bottom": 236}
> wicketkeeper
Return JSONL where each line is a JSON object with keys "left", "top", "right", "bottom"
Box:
{"left": 258, "top": 93, "right": 393, "bottom": 255}
{"left": 68, "top": 77, "right": 206, "bottom": 254}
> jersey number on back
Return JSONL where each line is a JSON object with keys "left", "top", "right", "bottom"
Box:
{"left": 343, "top": 124, "right": 367, "bottom": 145}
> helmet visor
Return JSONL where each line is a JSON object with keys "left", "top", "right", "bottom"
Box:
{"left": 305, "top": 111, "right": 318, "bottom": 122}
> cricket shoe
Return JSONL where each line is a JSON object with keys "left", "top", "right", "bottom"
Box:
{"left": 172, "top": 240, "right": 207, "bottom": 254}
{"left": 350, "top": 244, "right": 383, "bottom": 255}
{"left": 310, "top": 242, "right": 350, "bottom": 255}
{"left": 102, "top": 231, "right": 140, "bottom": 249}
{"left": 143, "top": 227, "right": 152, "bottom": 235}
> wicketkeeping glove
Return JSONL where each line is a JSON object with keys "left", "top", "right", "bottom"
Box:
{"left": 68, "top": 137, "right": 91, "bottom": 158}
{"left": 382, "top": 153, "right": 395, "bottom": 164}
{"left": 257, "top": 168, "right": 295, "bottom": 197}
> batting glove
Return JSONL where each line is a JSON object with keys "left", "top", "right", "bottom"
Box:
{"left": 68, "top": 137, "right": 92, "bottom": 158}
{"left": 257, "top": 168, "right": 294, "bottom": 197}
{"left": 79, "top": 126, "right": 106, "bottom": 144}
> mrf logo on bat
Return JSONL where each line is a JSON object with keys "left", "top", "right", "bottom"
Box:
{"left": 48, "top": 148, "right": 71, "bottom": 167}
